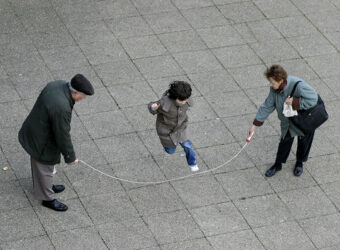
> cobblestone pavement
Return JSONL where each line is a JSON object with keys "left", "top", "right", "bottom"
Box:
{"left": 0, "top": 0, "right": 340, "bottom": 249}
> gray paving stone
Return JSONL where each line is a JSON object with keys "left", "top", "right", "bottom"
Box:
{"left": 189, "top": 119, "right": 235, "bottom": 148}
{"left": 172, "top": 175, "right": 229, "bottom": 208}
{"left": 120, "top": 35, "right": 167, "bottom": 59}
{"left": 144, "top": 11, "right": 191, "bottom": 33}
{"left": 187, "top": 96, "right": 217, "bottom": 122}
{"left": 0, "top": 34, "right": 36, "bottom": 57}
{"left": 321, "top": 181, "right": 340, "bottom": 209}
{"left": 173, "top": 50, "right": 223, "bottom": 74}
{"left": 218, "top": 2, "right": 265, "bottom": 23}
{"left": 205, "top": 90, "right": 258, "bottom": 117}
{"left": 320, "top": 245, "right": 340, "bottom": 250}
{"left": 275, "top": 59, "right": 319, "bottom": 81}
{"left": 228, "top": 64, "right": 267, "bottom": 89}
{"left": 107, "top": 16, "right": 154, "bottom": 39}
{"left": 138, "top": 129, "right": 165, "bottom": 156}
{"left": 324, "top": 31, "right": 340, "bottom": 51}
{"left": 51, "top": 65, "right": 105, "bottom": 90}
{"left": 74, "top": 88, "right": 118, "bottom": 116}
{"left": 291, "top": 0, "right": 336, "bottom": 14}
{"left": 279, "top": 186, "right": 337, "bottom": 220}
{"left": 250, "top": 39, "right": 300, "bottom": 64}
{"left": 0, "top": 159, "right": 17, "bottom": 183}
{"left": 234, "top": 194, "right": 293, "bottom": 228}
{"left": 197, "top": 142, "right": 255, "bottom": 174}
{"left": 40, "top": 46, "right": 89, "bottom": 71}
{"left": 323, "top": 75, "right": 340, "bottom": 98}
{"left": 95, "top": 0, "right": 139, "bottom": 19}
{"left": 64, "top": 164, "right": 123, "bottom": 197}
{"left": 232, "top": 23, "right": 258, "bottom": 44}
{"left": 69, "top": 114, "right": 91, "bottom": 143}
{"left": 128, "top": 183, "right": 185, "bottom": 216}
{"left": 50, "top": 227, "right": 108, "bottom": 250}
{"left": 0, "top": 101, "right": 28, "bottom": 128}
{"left": 271, "top": 16, "right": 319, "bottom": 37}
{"left": 190, "top": 202, "right": 249, "bottom": 236}
{"left": 95, "top": 133, "right": 150, "bottom": 163}
{"left": 79, "top": 40, "right": 129, "bottom": 65}
{"left": 110, "top": 158, "right": 166, "bottom": 190}
{"left": 73, "top": 139, "right": 108, "bottom": 166}
{"left": 1, "top": 236, "right": 54, "bottom": 250}
{"left": 134, "top": 55, "right": 184, "bottom": 80}
{"left": 222, "top": 114, "right": 278, "bottom": 141}
{"left": 253, "top": 0, "right": 300, "bottom": 18}
{"left": 0, "top": 13, "right": 24, "bottom": 34}
{"left": 0, "top": 78, "right": 20, "bottom": 103}
{"left": 5, "top": 151, "right": 31, "bottom": 179}
{"left": 246, "top": 19, "right": 283, "bottom": 42}
{"left": 321, "top": 100, "right": 340, "bottom": 128}
{"left": 123, "top": 105, "right": 156, "bottom": 132}
{"left": 29, "top": 28, "right": 75, "bottom": 50}
{"left": 0, "top": 180, "right": 30, "bottom": 212}
{"left": 308, "top": 79, "right": 338, "bottom": 102}
{"left": 181, "top": 7, "right": 229, "bottom": 28}
{"left": 306, "top": 154, "right": 340, "bottom": 184}
{"left": 131, "top": 0, "right": 176, "bottom": 14}
{"left": 254, "top": 221, "right": 315, "bottom": 250}
{"left": 94, "top": 60, "right": 143, "bottom": 86}
{"left": 158, "top": 30, "right": 207, "bottom": 53}
{"left": 66, "top": 20, "right": 115, "bottom": 44}
{"left": 216, "top": 168, "right": 274, "bottom": 199}
{"left": 10, "top": 69, "right": 54, "bottom": 99}
{"left": 54, "top": 2, "right": 101, "bottom": 24}
{"left": 34, "top": 199, "right": 93, "bottom": 234}
{"left": 0, "top": 64, "right": 7, "bottom": 79}
{"left": 300, "top": 214, "right": 340, "bottom": 249}
{"left": 245, "top": 86, "right": 274, "bottom": 108}
{"left": 288, "top": 33, "right": 337, "bottom": 57}
{"left": 97, "top": 218, "right": 157, "bottom": 250}
{"left": 305, "top": 53, "right": 340, "bottom": 78}
{"left": 172, "top": 0, "right": 214, "bottom": 9}
{"left": 81, "top": 110, "right": 134, "bottom": 139}
{"left": 307, "top": 11, "right": 340, "bottom": 33}
{"left": 161, "top": 238, "right": 213, "bottom": 250}
{"left": 144, "top": 209, "right": 203, "bottom": 244}
{"left": 80, "top": 192, "right": 139, "bottom": 225}
{"left": 207, "top": 230, "right": 265, "bottom": 250}
{"left": 197, "top": 24, "right": 244, "bottom": 48}
{"left": 213, "top": 45, "right": 262, "bottom": 68}
{"left": 0, "top": 207, "right": 45, "bottom": 242}
{"left": 108, "top": 81, "right": 158, "bottom": 108}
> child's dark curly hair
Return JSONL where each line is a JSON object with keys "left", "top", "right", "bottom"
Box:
{"left": 168, "top": 81, "right": 192, "bottom": 100}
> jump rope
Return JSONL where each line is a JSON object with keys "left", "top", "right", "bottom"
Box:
{"left": 73, "top": 132, "right": 255, "bottom": 186}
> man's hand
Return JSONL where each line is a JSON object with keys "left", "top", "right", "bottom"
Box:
{"left": 285, "top": 96, "right": 293, "bottom": 105}
{"left": 151, "top": 103, "right": 160, "bottom": 111}
{"left": 67, "top": 159, "right": 79, "bottom": 165}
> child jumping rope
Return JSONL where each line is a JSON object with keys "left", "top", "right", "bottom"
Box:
{"left": 148, "top": 81, "right": 199, "bottom": 172}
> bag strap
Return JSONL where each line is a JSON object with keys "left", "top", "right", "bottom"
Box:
{"left": 290, "top": 81, "right": 302, "bottom": 97}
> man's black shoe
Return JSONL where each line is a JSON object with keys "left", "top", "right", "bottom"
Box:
{"left": 265, "top": 163, "right": 282, "bottom": 177}
{"left": 42, "top": 199, "right": 68, "bottom": 212}
{"left": 294, "top": 162, "right": 303, "bottom": 176}
{"left": 52, "top": 185, "right": 65, "bottom": 193}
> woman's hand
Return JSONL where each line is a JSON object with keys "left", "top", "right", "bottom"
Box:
{"left": 248, "top": 125, "right": 256, "bottom": 137}
{"left": 285, "top": 96, "right": 293, "bottom": 105}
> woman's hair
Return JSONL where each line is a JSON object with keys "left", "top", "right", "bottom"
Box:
{"left": 168, "top": 81, "right": 192, "bottom": 100}
{"left": 264, "top": 65, "right": 288, "bottom": 81}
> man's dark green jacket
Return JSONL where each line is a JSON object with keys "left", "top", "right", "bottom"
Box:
{"left": 19, "top": 80, "right": 76, "bottom": 165}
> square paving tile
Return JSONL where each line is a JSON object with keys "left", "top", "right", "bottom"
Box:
{"left": 144, "top": 209, "right": 203, "bottom": 244}
{"left": 271, "top": 16, "right": 319, "bottom": 37}
{"left": 131, "top": 0, "right": 176, "bottom": 15}
{"left": 190, "top": 202, "right": 249, "bottom": 236}
{"left": 321, "top": 181, "right": 340, "bottom": 210}
{"left": 144, "top": 11, "right": 191, "bottom": 33}
{"left": 182, "top": 7, "right": 229, "bottom": 28}
{"left": 218, "top": 2, "right": 265, "bottom": 23}
{"left": 306, "top": 154, "right": 340, "bottom": 184}
{"left": 161, "top": 238, "right": 213, "bottom": 250}
{"left": 234, "top": 194, "right": 293, "bottom": 228}
{"left": 0, "top": 236, "right": 54, "bottom": 250}
{"left": 253, "top": 0, "right": 300, "bottom": 18}
{"left": 172, "top": 0, "right": 214, "bottom": 9}
{"left": 216, "top": 168, "right": 273, "bottom": 199}
{"left": 106, "top": 16, "right": 154, "bottom": 38}
{"left": 97, "top": 217, "right": 157, "bottom": 250}
{"left": 123, "top": 104, "right": 156, "bottom": 132}
{"left": 254, "top": 221, "right": 315, "bottom": 250}
{"left": 278, "top": 186, "right": 337, "bottom": 220}
{"left": 207, "top": 230, "right": 265, "bottom": 250}
{"left": 305, "top": 53, "right": 340, "bottom": 78}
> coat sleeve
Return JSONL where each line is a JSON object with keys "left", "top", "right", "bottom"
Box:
{"left": 255, "top": 88, "right": 276, "bottom": 123}
{"left": 294, "top": 82, "right": 318, "bottom": 110}
{"left": 147, "top": 100, "right": 161, "bottom": 115}
{"left": 51, "top": 109, "right": 76, "bottom": 163}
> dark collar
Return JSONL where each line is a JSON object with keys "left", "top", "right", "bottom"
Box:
{"left": 275, "top": 80, "right": 287, "bottom": 93}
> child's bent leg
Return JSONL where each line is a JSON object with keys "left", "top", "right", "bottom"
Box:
{"left": 180, "top": 140, "right": 197, "bottom": 166}
{"left": 163, "top": 146, "right": 177, "bottom": 154}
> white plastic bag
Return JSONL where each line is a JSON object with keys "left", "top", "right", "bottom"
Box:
{"left": 283, "top": 103, "right": 298, "bottom": 117}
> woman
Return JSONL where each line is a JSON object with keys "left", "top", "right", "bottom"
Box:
{"left": 248, "top": 65, "right": 318, "bottom": 177}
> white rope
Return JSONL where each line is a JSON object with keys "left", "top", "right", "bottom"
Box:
{"left": 77, "top": 142, "right": 249, "bottom": 185}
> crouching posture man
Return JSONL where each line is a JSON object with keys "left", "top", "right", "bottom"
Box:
{"left": 18, "top": 74, "right": 94, "bottom": 211}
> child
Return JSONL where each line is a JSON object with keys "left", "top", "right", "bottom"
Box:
{"left": 148, "top": 81, "right": 199, "bottom": 172}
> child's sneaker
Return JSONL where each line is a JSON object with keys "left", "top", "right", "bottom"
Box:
{"left": 189, "top": 165, "right": 199, "bottom": 172}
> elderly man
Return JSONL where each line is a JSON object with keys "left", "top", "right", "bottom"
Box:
{"left": 18, "top": 74, "right": 94, "bottom": 211}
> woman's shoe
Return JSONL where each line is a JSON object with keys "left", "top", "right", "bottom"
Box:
{"left": 294, "top": 162, "right": 303, "bottom": 176}
{"left": 265, "top": 163, "right": 282, "bottom": 177}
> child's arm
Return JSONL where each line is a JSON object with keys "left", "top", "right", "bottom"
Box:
{"left": 147, "top": 101, "right": 161, "bottom": 115}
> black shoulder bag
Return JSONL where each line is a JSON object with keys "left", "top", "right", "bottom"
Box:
{"left": 289, "top": 81, "right": 328, "bottom": 134}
